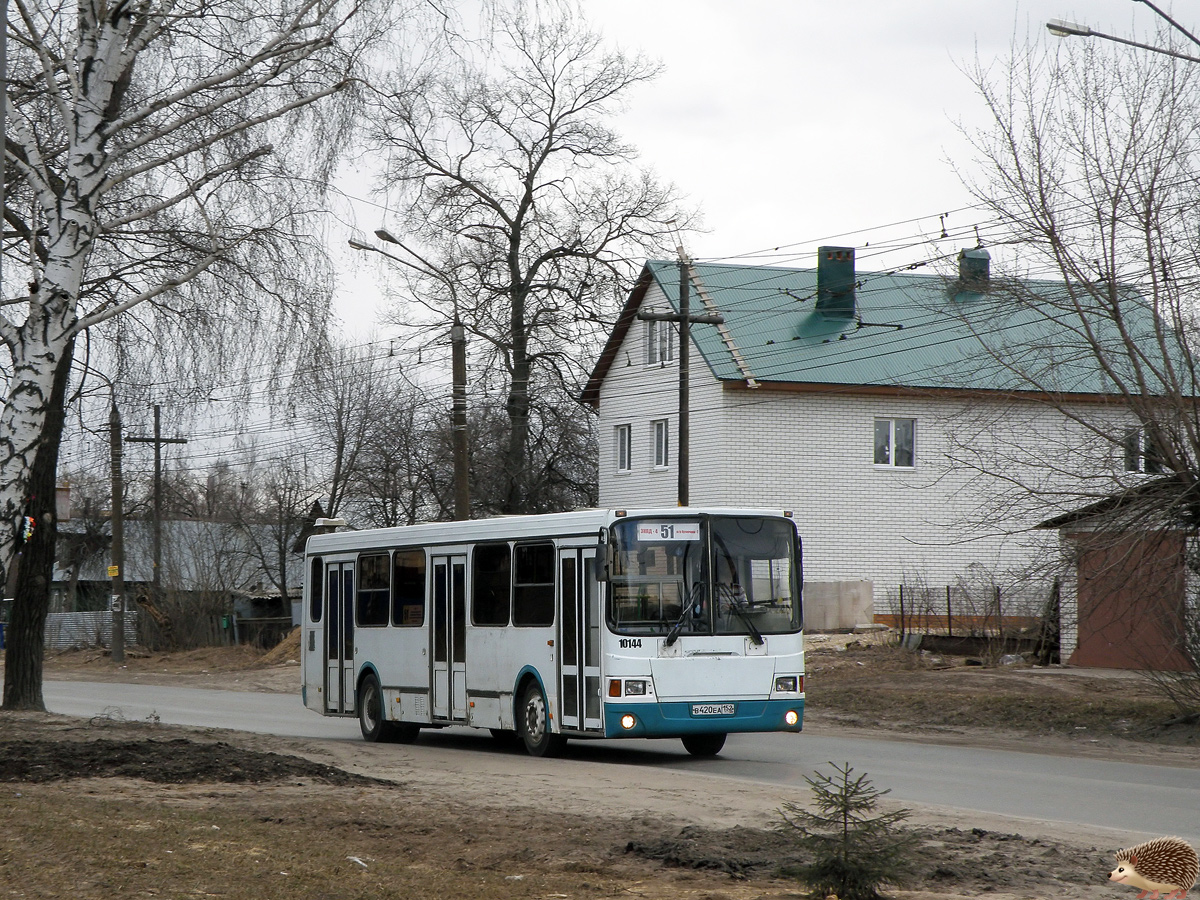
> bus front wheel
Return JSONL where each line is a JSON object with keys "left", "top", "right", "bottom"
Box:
{"left": 681, "top": 733, "right": 726, "bottom": 757}
{"left": 518, "top": 682, "right": 566, "bottom": 758}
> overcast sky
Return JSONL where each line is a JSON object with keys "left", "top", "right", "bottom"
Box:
{"left": 133, "top": 2, "right": 1183, "bottom": 477}
{"left": 332, "top": 0, "right": 1177, "bottom": 327}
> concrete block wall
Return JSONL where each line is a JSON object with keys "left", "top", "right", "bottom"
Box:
{"left": 803, "top": 580, "right": 874, "bottom": 631}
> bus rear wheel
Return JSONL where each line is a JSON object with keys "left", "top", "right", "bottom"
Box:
{"left": 518, "top": 682, "right": 566, "bottom": 758}
{"left": 681, "top": 733, "right": 726, "bottom": 757}
{"left": 358, "top": 674, "right": 420, "bottom": 744}
{"left": 358, "top": 674, "right": 388, "bottom": 742}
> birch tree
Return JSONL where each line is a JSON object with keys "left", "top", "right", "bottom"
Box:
{"left": 370, "top": 2, "right": 689, "bottom": 513}
{"left": 1, "top": 0, "right": 387, "bottom": 709}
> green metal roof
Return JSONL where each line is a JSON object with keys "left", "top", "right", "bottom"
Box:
{"left": 640, "top": 258, "right": 1172, "bottom": 396}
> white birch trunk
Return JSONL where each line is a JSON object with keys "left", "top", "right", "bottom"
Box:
{"left": 0, "top": 311, "right": 77, "bottom": 585}
{"left": 0, "top": 0, "right": 119, "bottom": 583}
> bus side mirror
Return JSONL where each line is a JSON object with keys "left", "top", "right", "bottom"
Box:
{"left": 599, "top": 527, "right": 613, "bottom": 581}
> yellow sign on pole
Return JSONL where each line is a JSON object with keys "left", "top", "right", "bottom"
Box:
{"left": 107, "top": 565, "right": 119, "bottom": 578}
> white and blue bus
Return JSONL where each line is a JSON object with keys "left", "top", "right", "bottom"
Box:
{"left": 301, "top": 508, "right": 804, "bottom": 756}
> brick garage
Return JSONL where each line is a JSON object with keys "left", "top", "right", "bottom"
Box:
{"left": 1042, "top": 482, "right": 1198, "bottom": 671}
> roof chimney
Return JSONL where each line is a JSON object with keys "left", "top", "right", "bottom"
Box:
{"left": 958, "top": 246, "right": 990, "bottom": 290}
{"left": 816, "top": 246, "right": 855, "bottom": 317}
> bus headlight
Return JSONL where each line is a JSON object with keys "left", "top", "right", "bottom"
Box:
{"left": 784, "top": 709, "right": 799, "bottom": 726}
{"left": 624, "top": 679, "right": 648, "bottom": 696}
{"left": 774, "top": 675, "right": 799, "bottom": 693}
{"left": 620, "top": 714, "right": 637, "bottom": 729}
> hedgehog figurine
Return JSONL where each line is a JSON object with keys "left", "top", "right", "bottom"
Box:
{"left": 1109, "top": 837, "right": 1199, "bottom": 900}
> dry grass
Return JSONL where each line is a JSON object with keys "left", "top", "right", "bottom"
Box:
{"left": 0, "top": 778, "right": 797, "bottom": 900}
{"left": 256, "top": 626, "right": 301, "bottom": 667}
{"left": 805, "top": 641, "right": 1198, "bottom": 744}
{"left": 0, "top": 786, "right": 607, "bottom": 899}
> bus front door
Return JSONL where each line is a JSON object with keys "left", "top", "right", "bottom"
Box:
{"left": 558, "top": 548, "right": 602, "bottom": 732}
{"left": 324, "top": 561, "right": 355, "bottom": 714}
{"left": 432, "top": 555, "right": 467, "bottom": 721}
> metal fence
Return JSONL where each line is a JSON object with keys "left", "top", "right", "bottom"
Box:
{"left": 880, "top": 584, "right": 1049, "bottom": 637}
{"left": 44, "top": 610, "right": 139, "bottom": 650}
{"left": 878, "top": 581, "right": 1061, "bottom": 663}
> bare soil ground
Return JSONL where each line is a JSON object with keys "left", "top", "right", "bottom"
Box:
{"left": 2, "top": 631, "right": 1198, "bottom": 900}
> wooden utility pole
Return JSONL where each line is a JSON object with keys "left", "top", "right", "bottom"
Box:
{"left": 126, "top": 405, "right": 187, "bottom": 610}
{"left": 637, "top": 255, "right": 723, "bottom": 506}
{"left": 109, "top": 402, "right": 127, "bottom": 663}
{"left": 1, "top": 1, "right": 7, "bottom": 310}
{"left": 450, "top": 318, "right": 470, "bottom": 520}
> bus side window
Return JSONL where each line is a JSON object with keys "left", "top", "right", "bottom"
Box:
{"left": 309, "top": 557, "right": 323, "bottom": 622}
{"left": 327, "top": 567, "right": 339, "bottom": 655}
{"left": 392, "top": 549, "right": 426, "bottom": 626}
{"left": 357, "top": 553, "right": 390, "bottom": 627}
{"left": 472, "top": 543, "right": 511, "bottom": 626}
{"left": 513, "top": 543, "right": 554, "bottom": 626}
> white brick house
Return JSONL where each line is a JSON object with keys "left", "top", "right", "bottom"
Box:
{"left": 582, "top": 247, "right": 1157, "bottom": 651}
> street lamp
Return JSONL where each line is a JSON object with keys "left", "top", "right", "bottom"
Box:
{"left": 348, "top": 233, "right": 471, "bottom": 520}
{"left": 1047, "top": 3, "right": 1200, "bottom": 64}
{"left": 1046, "top": 18, "right": 1091, "bottom": 38}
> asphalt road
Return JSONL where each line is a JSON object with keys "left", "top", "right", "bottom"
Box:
{"left": 41, "top": 680, "right": 1200, "bottom": 845}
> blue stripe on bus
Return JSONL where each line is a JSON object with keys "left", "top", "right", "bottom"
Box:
{"left": 602, "top": 699, "right": 804, "bottom": 738}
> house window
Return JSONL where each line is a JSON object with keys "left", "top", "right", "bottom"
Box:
{"left": 653, "top": 419, "right": 670, "bottom": 469}
{"left": 615, "top": 424, "right": 632, "bottom": 473}
{"left": 874, "top": 418, "right": 916, "bottom": 468}
{"left": 646, "top": 319, "right": 675, "bottom": 365}
{"left": 1123, "top": 428, "right": 1163, "bottom": 474}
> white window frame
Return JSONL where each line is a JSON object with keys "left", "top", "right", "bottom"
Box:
{"left": 614, "top": 424, "right": 632, "bottom": 474}
{"left": 1123, "top": 427, "right": 1163, "bottom": 474}
{"left": 652, "top": 419, "right": 670, "bottom": 469}
{"left": 645, "top": 319, "right": 676, "bottom": 365}
{"left": 874, "top": 417, "right": 916, "bottom": 468}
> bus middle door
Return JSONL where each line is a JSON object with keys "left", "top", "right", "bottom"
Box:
{"left": 324, "top": 561, "right": 355, "bottom": 715}
{"left": 432, "top": 555, "right": 467, "bottom": 721}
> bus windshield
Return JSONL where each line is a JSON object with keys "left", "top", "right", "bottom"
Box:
{"left": 607, "top": 516, "right": 800, "bottom": 638}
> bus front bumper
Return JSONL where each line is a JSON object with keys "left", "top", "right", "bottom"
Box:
{"left": 603, "top": 698, "right": 804, "bottom": 738}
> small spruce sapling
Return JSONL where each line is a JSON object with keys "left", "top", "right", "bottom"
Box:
{"left": 778, "top": 761, "right": 918, "bottom": 900}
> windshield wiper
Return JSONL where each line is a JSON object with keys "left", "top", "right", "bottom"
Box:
{"left": 712, "top": 533, "right": 765, "bottom": 645}
{"left": 719, "top": 585, "right": 764, "bottom": 645}
{"left": 664, "top": 583, "right": 704, "bottom": 647}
